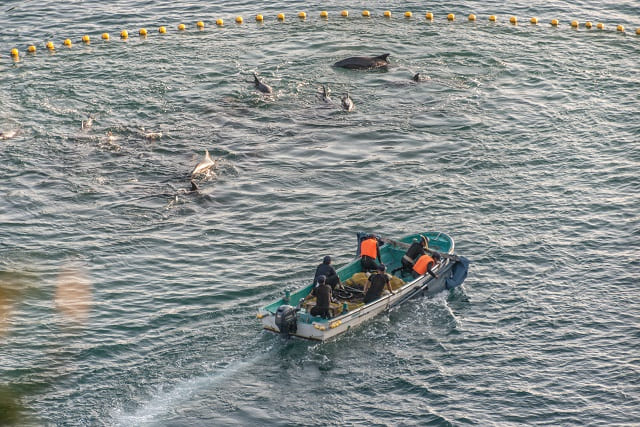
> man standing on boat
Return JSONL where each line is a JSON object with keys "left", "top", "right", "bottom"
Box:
{"left": 310, "top": 275, "right": 332, "bottom": 318}
{"left": 313, "top": 256, "right": 341, "bottom": 290}
{"left": 363, "top": 264, "right": 394, "bottom": 304}
{"left": 359, "top": 235, "right": 381, "bottom": 272}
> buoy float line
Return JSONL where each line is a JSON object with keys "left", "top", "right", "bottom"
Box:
{"left": 1, "top": 9, "right": 638, "bottom": 66}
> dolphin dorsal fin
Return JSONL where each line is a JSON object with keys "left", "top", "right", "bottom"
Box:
{"left": 377, "top": 53, "right": 390, "bottom": 62}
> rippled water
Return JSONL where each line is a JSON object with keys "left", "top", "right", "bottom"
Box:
{"left": 1, "top": 1, "right": 639, "bottom": 425}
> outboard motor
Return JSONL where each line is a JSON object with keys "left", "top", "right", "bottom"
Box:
{"left": 274, "top": 305, "right": 298, "bottom": 337}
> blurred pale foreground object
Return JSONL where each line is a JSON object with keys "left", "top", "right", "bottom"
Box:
{"left": 55, "top": 264, "right": 92, "bottom": 324}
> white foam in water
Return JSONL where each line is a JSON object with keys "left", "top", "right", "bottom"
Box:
{"left": 112, "top": 356, "right": 257, "bottom": 426}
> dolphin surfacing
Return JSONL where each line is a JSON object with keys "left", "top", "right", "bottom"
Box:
{"left": 191, "top": 149, "right": 216, "bottom": 176}
{"left": 253, "top": 73, "right": 273, "bottom": 94}
{"left": 333, "top": 53, "right": 390, "bottom": 70}
{"left": 341, "top": 93, "right": 354, "bottom": 112}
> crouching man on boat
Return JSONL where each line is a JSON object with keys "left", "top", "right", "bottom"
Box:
{"left": 310, "top": 275, "right": 332, "bottom": 318}
{"left": 363, "top": 264, "right": 394, "bottom": 304}
{"left": 412, "top": 253, "right": 440, "bottom": 279}
{"left": 394, "top": 235, "right": 429, "bottom": 275}
{"left": 359, "top": 235, "right": 382, "bottom": 272}
{"left": 313, "top": 256, "right": 341, "bottom": 290}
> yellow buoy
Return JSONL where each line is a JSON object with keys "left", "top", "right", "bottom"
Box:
{"left": 120, "top": 30, "right": 128, "bottom": 39}
{"left": 341, "top": 10, "right": 348, "bottom": 17}
{"left": 384, "top": 11, "right": 392, "bottom": 18}
{"left": 597, "top": 22, "right": 604, "bottom": 30}
{"left": 139, "top": 28, "right": 147, "bottom": 36}
{"left": 10, "top": 48, "right": 18, "bottom": 57}
{"left": 468, "top": 14, "right": 476, "bottom": 22}
{"left": 159, "top": 26, "right": 167, "bottom": 34}
{"left": 489, "top": 15, "right": 497, "bottom": 22}
{"left": 298, "top": 12, "right": 306, "bottom": 19}
{"left": 46, "top": 41, "right": 55, "bottom": 50}
{"left": 585, "top": 21, "right": 592, "bottom": 29}
{"left": 82, "top": 34, "right": 90, "bottom": 43}
{"left": 320, "top": 11, "right": 328, "bottom": 19}
{"left": 405, "top": 11, "right": 412, "bottom": 18}
{"left": 447, "top": 13, "right": 455, "bottom": 21}
{"left": 256, "top": 14, "right": 264, "bottom": 22}
{"left": 28, "top": 45, "right": 36, "bottom": 53}
{"left": 636, "top": 27, "right": 640, "bottom": 35}
{"left": 425, "top": 12, "right": 433, "bottom": 21}
{"left": 178, "top": 23, "right": 186, "bottom": 31}
{"left": 551, "top": 19, "right": 559, "bottom": 26}
{"left": 530, "top": 17, "right": 538, "bottom": 24}
{"left": 362, "top": 10, "right": 370, "bottom": 17}
{"left": 102, "top": 32, "right": 110, "bottom": 40}
{"left": 236, "top": 16, "right": 243, "bottom": 24}
{"left": 571, "top": 20, "right": 579, "bottom": 28}
{"left": 277, "top": 13, "right": 285, "bottom": 21}
{"left": 197, "top": 21, "right": 205, "bottom": 29}
{"left": 510, "top": 16, "right": 517, "bottom": 25}
{"left": 617, "top": 24, "right": 624, "bottom": 32}
{"left": 216, "top": 18, "right": 223, "bottom": 26}
{"left": 63, "top": 38, "right": 72, "bottom": 47}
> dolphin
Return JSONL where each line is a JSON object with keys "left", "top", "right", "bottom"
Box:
{"left": 253, "top": 73, "right": 273, "bottom": 94}
{"left": 81, "top": 115, "right": 94, "bottom": 130}
{"left": 341, "top": 93, "right": 354, "bottom": 112}
{"left": 333, "top": 53, "right": 390, "bottom": 70}
{"left": 190, "top": 180, "right": 199, "bottom": 192}
{"left": 412, "top": 73, "right": 430, "bottom": 82}
{"left": 318, "top": 85, "right": 332, "bottom": 103}
{"left": 191, "top": 149, "right": 216, "bottom": 176}
{"left": 141, "top": 129, "right": 162, "bottom": 140}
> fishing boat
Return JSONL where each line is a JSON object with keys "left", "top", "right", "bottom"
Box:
{"left": 256, "top": 231, "right": 470, "bottom": 341}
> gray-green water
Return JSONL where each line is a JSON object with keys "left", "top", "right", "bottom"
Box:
{"left": 1, "top": 1, "right": 639, "bottom": 425}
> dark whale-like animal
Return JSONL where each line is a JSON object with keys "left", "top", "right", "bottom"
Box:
{"left": 253, "top": 73, "right": 273, "bottom": 94}
{"left": 333, "top": 53, "right": 390, "bottom": 70}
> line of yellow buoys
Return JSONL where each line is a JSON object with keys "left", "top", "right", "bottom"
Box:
{"left": 4, "top": 10, "right": 639, "bottom": 62}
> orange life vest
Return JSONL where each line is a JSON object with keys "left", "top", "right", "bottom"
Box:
{"left": 413, "top": 254, "right": 435, "bottom": 275}
{"left": 360, "top": 238, "right": 378, "bottom": 259}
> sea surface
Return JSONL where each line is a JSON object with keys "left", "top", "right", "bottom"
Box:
{"left": 1, "top": 0, "right": 639, "bottom": 425}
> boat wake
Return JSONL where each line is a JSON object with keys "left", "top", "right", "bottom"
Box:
{"left": 111, "top": 353, "right": 264, "bottom": 426}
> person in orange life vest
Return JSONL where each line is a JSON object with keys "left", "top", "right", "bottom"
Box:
{"left": 397, "top": 235, "right": 428, "bottom": 274}
{"left": 412, "top": 252, "right": 441, "bottom": 279}
{"left": 360, "top": 235, "right": 381, "bottom": 272}
{"left": 363, "top": 264, "right": 394, "bottom": 304}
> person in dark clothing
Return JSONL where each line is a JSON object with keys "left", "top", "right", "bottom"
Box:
{"left": 360, "top": 235, "right": 381, "bottom": 272}
{"left": 310, "top": 275, "right": 332, "bottom": 318}
{"left": 398, "top": 235, "right": 428, "bottom": 274}
{"left": 363, "top": 264, "right": 394, "bottom": 304}
{"left": 313, "top": 255, "right": 341, "bottom": 290}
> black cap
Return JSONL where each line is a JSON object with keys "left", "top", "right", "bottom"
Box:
{"left": 316, "top": 275, "right": 326, "bottom": 284}
{"left": 323, "top": 255, "right": 331, "bottom": 264}
{"left": 377, "top": 264, "right": 386, "bottom": 271}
